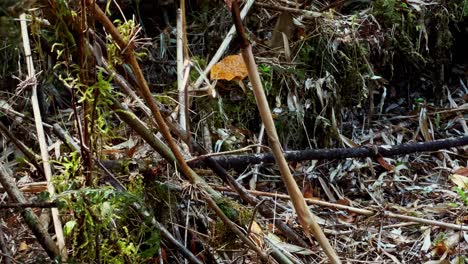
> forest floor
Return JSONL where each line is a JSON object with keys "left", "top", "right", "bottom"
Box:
{"left": 0, "top": 0, "right": 467, "bottom": 263}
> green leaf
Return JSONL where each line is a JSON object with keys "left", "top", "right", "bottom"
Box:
{"left": 64, "top": 220, "right": 77, "bottom": 236}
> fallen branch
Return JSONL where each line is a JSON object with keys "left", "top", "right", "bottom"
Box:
{"left": 189, "top": 135, "right": 468, "bottom": 169}
{"left": 0, "top": 121, "right": 45, "bottom": 178}
{"left": 215, "top": 187, "right": 468, "bottom": 231}
{"left": 0, "top": 202, "right": 57, "bottom": 209}
{"left": 0, "top": 163, "right": 60, "bottom": 258}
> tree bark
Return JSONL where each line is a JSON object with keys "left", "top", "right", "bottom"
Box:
{"left": 189, "top": 135, "right": 468, "bottom": 169}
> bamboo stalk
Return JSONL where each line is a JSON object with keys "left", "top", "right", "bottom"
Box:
{"left": 230, "top": 2, "right": 341, "bottom": 262}
{"left": 19, "top": 13, "right": 66, "bottom": 259}
{"left": 177, "top": 9, "right": 187, "bottom": 132}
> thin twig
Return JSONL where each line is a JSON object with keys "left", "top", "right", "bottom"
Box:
{"left": 186, "top": 144, "right": 269, "bottom": 163}
{"left": 0, "top": 121, "right": 45, "bottom": 178}
{"left": 0, "top": 223, "right": 13, "bottom": 264}
{"left": 254, "top": 2, "right": 321, "bottom": 18}
{"left": 215, "top": 187, "right": 468, "bottom": 231}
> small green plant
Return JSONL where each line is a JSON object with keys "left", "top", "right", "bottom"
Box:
{"left": 433, "top": 232, "right": 448, "bottom": 245}
{"left": 190, "top": 56, "right": 207, "bottom": 81}
{"left": 58, "top": 189, "right": 160, "bottom": 263}
{"left": 373, "top": 0, "right": 416, "bottom": 27}
{"left": 52, "top": 151, "right": 83, "bottom": 193}
{"left": 78, "top": 70, "right": 114, "bottom": 136}
{"left": 106, "top": 18, "right": 147, "bottom": 67}
{"left": 259, "top": 64, "right": 273, "bottom": 94}
{"left": 455, "top": 187, "right": 468, "bottom": 206}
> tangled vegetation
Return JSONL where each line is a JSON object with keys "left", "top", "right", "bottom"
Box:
{"left": 0, "top": 0, "right": 467, "bottom": 263}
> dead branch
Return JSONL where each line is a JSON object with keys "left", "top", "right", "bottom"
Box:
{"left": 189, "top": 135, "right": 468, "bottom": 169}
{"left": 0, "top": 164, "right": 60, "bottom": 259}
{"left": 0, "top": 121, "right": 45, "bottom": 178}
{"left": 0, "top": 202, "right": 57, "bottom": 209}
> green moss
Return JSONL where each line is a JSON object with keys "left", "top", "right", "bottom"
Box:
{"left": 215, "top": 197, "right": 253, "bottom": 225}
{"left": 372, "top": 0, "right": 417, "bottom": 28}
{"left": 144, "top": 181, "right": 178, "bottom": 225}
{"left": 213, "top": 198, "right": 253, "bottom": 249}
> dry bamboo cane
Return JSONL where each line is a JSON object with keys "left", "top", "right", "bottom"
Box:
{"left": 19, "top": 13, "right": 67, "bottom": 259}
{"left": 230, "top": 2, "right": 341, "bottom": 263}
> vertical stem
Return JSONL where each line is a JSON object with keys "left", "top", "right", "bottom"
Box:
{"left": 19, "top": 13, "right": 67, "bottom": 259}
{"left": 79, "top": 0, "right": 95, "bottom": 186}
{"left": 230, "top": 2, "right": 341, "bottom": 262}
{"left": 177, "top": 9, "right": 187, "bottom": 132}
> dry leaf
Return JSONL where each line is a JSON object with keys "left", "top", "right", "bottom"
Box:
{"left": 421, "top": 228, "right": 431, "bottom": 252}
{"left": 269, "top": 12, "right": 295, "bottom": 49}
{"left": 339, "top": 134, "right": 360, "bottom": 148}
{"left": 266, "top": 233, "right": 314, "bottom": 255}
{"left": 377, "top": 156, "right": 395, "bottom": 171}
{"left": 454, "top": 167, "right": 468, "bottom": 176}
{"left": 338, "top": 212, "right": 357, "bottom": 223}
{"left": 249, "top": 221, "right": 264, "bottom": 247}
{"left": 302, "top": 185, "right": 314, "bottom": 199}
{"left": 418, "top": 107, "right": 434, "bottom": 141}
{"left": 336, "top": 199, "right": 350, "bottom": 206}
{"left": 450, "top": 173, "right": 468, "bottom": 190}
{"left": 127, "top": 144, "right": 138, "bottom": 158}
{"left": 433, "top": 242, "right": 452, "bottom": 256}
{"left": 210, "top": 54, "right": 248, "bottom": 82}
{"left": 19, "top": 241, "right": 29, "bottom": 251}
{"left": 423, "top": 261, "right": 450, "bottom": 264}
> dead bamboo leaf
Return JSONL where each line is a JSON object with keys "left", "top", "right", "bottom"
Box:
{"left": 454, "top": 167, "right": 468, "bottom": 176}
{"left": 421, "top": 228, "right": 431, "bottom": 252}
{"left": 270, "top": 12, "right": 295, "bottom": 49}
{"left": 419, "top": 107, "right": 434, "bottom": 141}
{"left": 266, "top": 233, "right": 314, "bottom": 255}
{"left": 249, "top": 221, "right": 264, "bottom": 247}
{"left": 450, "top": 173, "right": 468, "bottom": 190}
